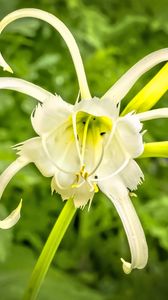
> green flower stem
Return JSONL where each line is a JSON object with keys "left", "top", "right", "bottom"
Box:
{"left": 23, "top": 198, "right": 77, "bottom": 300}
{"left": 139, "top": 141, "right": 168, "bottom": 158}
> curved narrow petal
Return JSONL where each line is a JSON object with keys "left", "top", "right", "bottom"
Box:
{"left": 0, "top": 77, "right": 53, "bottom": 102}
{"left": 0, "top": 199, "right": 22, "bottom": 229}
{"left": 0, "top": 157, "right": 29, "bottom": 199}
{"left": 0, "top": 8, "right": 91, "bottom": 99}
{"left": 102, "top": 49, "right": 168, "bottom": 104}
{"left": 0, "top": 52, "right": 13, "bottom": 73}
{"left": 137, "top": 108, "right": 168, "bottom": 121}
{"left": 31, "top": 96, "right": 73, "bottom": 135}
{"left": 99, "top": 177, "right": 148, "bottom": 274}
{"left": 15, "top": 137, "right": 56, "bottom": 177}
{"left": 121, "top": 63, "right": 168, "bottom": 115}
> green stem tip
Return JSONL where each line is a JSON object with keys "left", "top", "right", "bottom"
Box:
{"left": 23, "top": 198, "right": 77, "bottom": 300}
{"left": 139, "top": 141, "right": 168, "bottom": 158}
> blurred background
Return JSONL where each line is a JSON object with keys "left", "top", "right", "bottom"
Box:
{"left": 0, "top": 0, "right": 168, "bottom": 299}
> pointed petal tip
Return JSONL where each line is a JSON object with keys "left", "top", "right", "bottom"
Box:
{"left": 3, "top": 65, "right": 13, "bottom": 73}
{"left": 0, "top": 199, "right": 22, "bottom": 230}
{"left": 120, "top": 258, "right": 132, "bottom": 274}
{"left": 0, "top": 52, "right": 13, "bottom": 73}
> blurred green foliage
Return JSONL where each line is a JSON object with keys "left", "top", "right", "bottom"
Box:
{"left": 0, "top": 0, "right": 168, "bottom": 299}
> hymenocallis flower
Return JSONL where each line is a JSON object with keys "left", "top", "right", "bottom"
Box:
{"left": 0, "top": 9, "right": 168, "bottom": 275}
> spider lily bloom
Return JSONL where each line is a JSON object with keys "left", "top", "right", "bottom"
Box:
{"left": 0, "top": 9, "right": 168, "bottom": 275}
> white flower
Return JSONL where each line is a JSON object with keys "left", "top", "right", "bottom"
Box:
{"left": 1, "top": 9, "right": 168, "bottom": 274}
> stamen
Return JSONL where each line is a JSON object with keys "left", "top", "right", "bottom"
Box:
{"left": 93, "top": 183, "right": 99, "bottom": 193}
{"left": 71, "top": 179, "right": 85, "bottom": 189}
{"left": 72, "top": 112, "right": 82, "bottom": 164}
{"left": 89, "top": 142, "right": 104, "bottom": 176}
{"left": 91, "top": 157, "right": 130, "bottom": 182}
{"left": 84, "top": 172, "right": 88, "bottom": 180}
{"left": 104, "top": 121, "right": 117, "bottom": 150}
{"left": 81, "top": 116, "right": 92, "bottom": 163}
{"left": 42, "top": 137, "right": 75, "bottom": 175}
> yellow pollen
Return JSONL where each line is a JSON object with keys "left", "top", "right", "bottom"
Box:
{"left": 71, "top": 183, "right": 79, "bottom": 188}
{"left": 93, "top": 183, "right": 99, "bottom": 193}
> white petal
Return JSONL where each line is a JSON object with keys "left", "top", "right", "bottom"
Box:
{"left": 0, "top": 52, "right": 13, "bottom": 73}
{"left": 96, "top": 134, "right": 130, "bottom": 180}
{"left": 74, "top": 97, "right": 119, "bottom": 120}
{"left": 0, "top": 77, "right": 54, "bottom": 102}
{"left": 15, "top": 137, "right": 56, "bottom": 177}
{"left": 116, "top": 114, "right": 144, "bottom": 158}
{"left": 42, "top": 118, "right": 81, "bottom": 173}
{"left": 102, "top": 48, "right": 168, "bottom": 104}
{"left": 73, "top": 181, "right": 95, "bottom": 208}
{"left": 120, "top": 160, "right": 144, "bottom": 191}
{"left": 0, "top": 8, "right": 91, "bottom": 99}
{"left": 99, "top": 177, "right": 148, "bottom": 273}
{"left": 137, "top": 108, "right": 168, "bottom": 121}
{"left": 51, "top": 175, "right": 74, "bottom": 200}
{"left": 31, "top": 96, "right": 73, "bottom": 135}
{"left": 52, "top": 173, "right": 94, "bottom": 208}
{"left": 0, "top": 158, "right": 29, "bottom": 199}
{"left": 0, "top": 200, "right": 22, "bottom": 229}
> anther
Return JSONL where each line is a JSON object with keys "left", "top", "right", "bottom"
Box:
{"left": 84, "top": 172, "right": 88, "bottom": 180}
{"left": 76, "top": 174, "right": 79, "bottom": 183}
{"left": 93, "top": 183, "right": 99, "bottom": 193}
{"left": 100, "top": 132, "right": 106, "bottom": 136}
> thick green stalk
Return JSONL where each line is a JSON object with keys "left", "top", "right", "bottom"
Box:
{"left": 139, "top": 141, "right": 168, "bottom": 158}
{"left": 23, "top": 198, "right": 77, "bottom": 300}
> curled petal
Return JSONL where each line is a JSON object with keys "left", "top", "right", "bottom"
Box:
{"left": 0, "top": 200, "right": 22, "bottom": 229}
{"left": 102, "top": 48, "right": 168, "bottom": 104}
{"left": 0, "top": 8, "right": 91, "bottom": 99}
{"left": 0, "top": 157, "right": 29, "bottom": 199}
{"left": 0, "top": 77, "right": 53, "bottom": 103}
{"left": 0, "top": 52, "right": 13, "bottom": 73}
{"left": 0, "top": 158, "right": 29, "bottom": 229}
{"left": 137, "top": 108, "right": 168, "bottom": 121}
{"left": 99, "top": 177, "right": 148, "bottom": 273}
